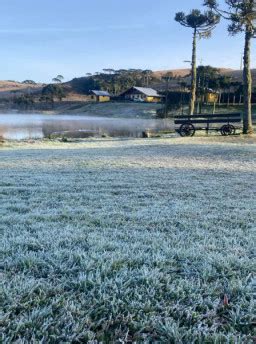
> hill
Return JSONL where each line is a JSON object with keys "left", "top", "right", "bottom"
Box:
{"left": 153, "top": 69, "right": 191, "bottom": 78}
{"left": 63, "top": 68, "right": 256, "bottom": 95}
{"left": 153, "top": 68, "right": 235, "bottom": 79}
{"left": 152, "top": 68, "right": 256, "bottom": 91}
{"left": 0, "top": 68, "right": 255, "bottom": 104}
{"left": 0, "top": 80, "right": 43, "bottom": 99}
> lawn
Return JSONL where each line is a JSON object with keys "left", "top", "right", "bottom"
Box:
{"left": 1, "top": 136, "right": 255, "bottom": 343}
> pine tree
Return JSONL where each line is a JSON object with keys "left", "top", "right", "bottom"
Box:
{"left": 204, "top": 0, "right": 256, "bottom": 134}
{"left": 175, "top": 9, "right": 220, "bottom": 115}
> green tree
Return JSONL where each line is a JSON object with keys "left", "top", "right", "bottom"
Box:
{"left": 22, "top": 80, "right": 36, "bottom": 85}
{"left": 142, "top": 70, "right": 153, "bottom": 87}
{"left": 204, "top": 0, "right": 255, "bottom": 133}
{"left": 162, "top": 72, "right": 174, "bottom": 115}
{"left": 52, "top": 75, "right": 64, "bottom": 83}
{"left": 162, "top": 72, "right": 174, "bottom": 89}
{"left": 196, "top": 65, "right": 220, "bottom": 112}
{"left": 14, "top": 94, "right": 34, "bottom": 109}
{"left": 42, "top": 84, "right": 66, "bottom": 101}
{"left": 196, "top": 65, "right": 220, "bottom": 93}
{"left": 217, "top": 75, "right": 232, "bottom": 105}
{"left": 231, "top": 80, "right": 243, "bottom": 104}
{"left": 175, "top": 9, "right": 220, "bottom": 115}
{"left": 102, "top": 69, "right": 115, "bottom": 74}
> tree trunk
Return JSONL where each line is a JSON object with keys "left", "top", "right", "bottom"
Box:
{"left": 213, "top": 101, "right": 216, "bottom": 114}
{"left": 189, "top": 29, "right": 197, "bottom": 115}
{"left": 243, "top": 28, "right": 253, "bottom": 134}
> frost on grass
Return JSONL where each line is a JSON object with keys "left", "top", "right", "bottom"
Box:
{"left": 0, "top": 137, "right": 256, "bottom": 343}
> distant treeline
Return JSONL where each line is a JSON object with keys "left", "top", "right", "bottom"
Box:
{"left": 69, "top": 69, "right": 163, "bottom": 95}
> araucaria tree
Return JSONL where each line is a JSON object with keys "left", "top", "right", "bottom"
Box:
{"left": 52, "top": 75, "right": 64, "bottom": 83}
{"left": 204, "top": 0, "right": 255, "bottom": 134}
{"left": 175, "top": 10, "right": 220, "bottom": 115}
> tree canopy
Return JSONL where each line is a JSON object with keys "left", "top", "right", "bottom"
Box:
{"left": 42, "top": 84, "right": 66, "bottom": 101}
{"left": 52, "top": 75, "right": 64, "bottom": 83}
{"left": 204, "top": 0, "right": 255, "bottom": 133}
{"left": 204, "top": 0, "right": 256, "bottom": 36}
{"left": 175, "top": 9, "right": 220, "bottom": 114}
{"left": 175, "top": 9, "right": 220, "bottom": 37}
{"left": 22, "top": 80, "right": 36, "bottom": 85}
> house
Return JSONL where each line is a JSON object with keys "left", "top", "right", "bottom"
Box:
{"left": 205, "top": 89, "right": 219, "bottom": 103}
{"left": 120, "top": 87, "right": 163, "bottom": 103}
{"left": 90, "top": 90, "right": 111, "bottom": 102}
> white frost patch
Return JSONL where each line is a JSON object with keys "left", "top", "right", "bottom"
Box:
{"left": 1, "top": 136, "right": 255, "bottom": 342}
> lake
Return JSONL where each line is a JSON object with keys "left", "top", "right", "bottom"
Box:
{"left": 0, "top": 113, "right": 173, "bottom": 140}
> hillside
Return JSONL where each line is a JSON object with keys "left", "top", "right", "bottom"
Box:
{"left": 153, "top": 69, "right": 191, "bottom": 78}
{"left": 0, "top": 68, "right": 255, "bottom": 104}
{"left": 44, "top": 101, "right": 163, "bottom": 118}
{"left": 153, "top": 68, "right": 256, "bottom": 82}
{"left": 153, "top": 68, "right": 256, "bottom": 91}
{"left": 153, "top": 68, "right": 234, "bottom": 79}
{"left": 225, "top": 68, "right": 256, "bottom": 83}
{"left": 63, "top": 68, "right": 256, "bottom": 95}
{"left": 0, "top": 80, "right": 43, "bottom": 97}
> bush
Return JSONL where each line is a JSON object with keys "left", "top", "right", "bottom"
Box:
{"left": 42, "top": 84, "right": 66, "bottom": 101}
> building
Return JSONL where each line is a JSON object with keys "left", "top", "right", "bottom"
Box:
{"left": 90, "top": 90, "right": 111, "bottom": 102}
{"left": 120, "top": 87, "right": 163, "bottom": 103}
{"left": 205, "top": 89, "right": 219, "bottom": 103}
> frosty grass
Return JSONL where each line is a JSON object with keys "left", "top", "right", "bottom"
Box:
{"left": 1, "top": 137, "right": 255, "bottom": 343}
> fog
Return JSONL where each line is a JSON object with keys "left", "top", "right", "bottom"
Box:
{"left": 0, "top": 113, "right": 173, "bottom": 140}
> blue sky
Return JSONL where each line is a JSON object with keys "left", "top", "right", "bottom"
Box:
{"left": 0, "top": 0, "right": 254, "bottom": 83}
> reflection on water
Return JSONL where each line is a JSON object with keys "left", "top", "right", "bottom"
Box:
{"left": 0, "top": 113, "right": 173, "bottom": 140}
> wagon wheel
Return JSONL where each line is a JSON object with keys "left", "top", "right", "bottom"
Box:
{"left": 229, "top": 124, "right": 236, "bottom": 135}
{"left": 220, "top": 124, "right": 234, "bottom": 136}
{"left": 220, "top": 125, "right": 227, "bottom": 136}
{"left": 179, "top": 123, "right": 195, "bottom": 137}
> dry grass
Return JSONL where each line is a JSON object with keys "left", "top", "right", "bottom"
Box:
{"left": 0, "top": 81, "right": 42, "bottom": 92}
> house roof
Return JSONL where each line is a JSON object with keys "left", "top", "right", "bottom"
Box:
{"left": 206, "top": 88, "right": 219, "bottom": 94}
{"left": 123, "top": 87, "right": 163, "bottom": 97}
{"left": 91, "top": 90, "right": 111, "bottom": 96}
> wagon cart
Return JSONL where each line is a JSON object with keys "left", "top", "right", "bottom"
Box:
{"left": 174, "top": 113, "right": 242, "bottom": 137}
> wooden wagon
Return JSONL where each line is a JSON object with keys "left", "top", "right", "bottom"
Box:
{"left": 174, "top": 113, "right": 242, "bottom": 137}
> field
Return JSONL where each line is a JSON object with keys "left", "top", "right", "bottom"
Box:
{"left": 1, "top": 136, "right": 256, "bottom": 343}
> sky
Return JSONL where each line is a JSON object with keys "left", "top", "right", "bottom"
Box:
{"left": 0, "top": 0, "right": 255, "bottom": 83}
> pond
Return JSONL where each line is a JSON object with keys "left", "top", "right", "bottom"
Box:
{"left": 0, "top": 113, "right": 173, "bottom": 140}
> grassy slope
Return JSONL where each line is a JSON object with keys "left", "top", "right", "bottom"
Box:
{"left": 1, "top": 137, "right": 255, "bottom": 343}
{"left": 56, "top": 101, "right": 162, "bottom": 118}
{"left": 0, "top": 81, "right": 43, "bottom": 99}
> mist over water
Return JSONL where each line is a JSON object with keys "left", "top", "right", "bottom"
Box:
{"left": 0, "top": 114, "right": 173, "bottom": 140}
